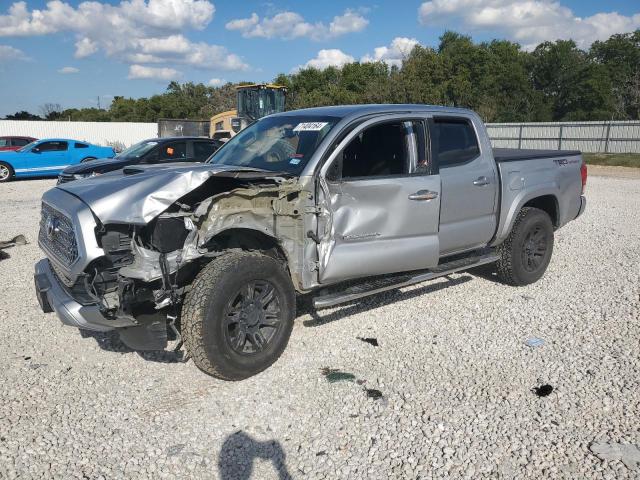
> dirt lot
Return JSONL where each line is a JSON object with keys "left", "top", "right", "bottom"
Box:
{"left": 0, "top": 173, "right": 639, "bottom": 479}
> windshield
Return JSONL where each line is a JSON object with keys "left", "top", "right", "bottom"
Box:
{"left": 207, "top": 115, "right": 338, "bottom": 174}
{"left": 116, "top": 140, "right": 158, "bottom": 159}
{"left": 17, "top": 141, "right": 38, "bottom": 152}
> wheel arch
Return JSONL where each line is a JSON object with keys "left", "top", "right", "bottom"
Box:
{"left": 0, "top": 160, "right": 15, "bottom": 181}
{"left": 522, "top": 195, "right": 559, "bottom": 227}
{"left": 202, "top": 227, "right": 301, "bottom": 289}
{"left": 491, "top": 185, "right": 560, "bottom": 247}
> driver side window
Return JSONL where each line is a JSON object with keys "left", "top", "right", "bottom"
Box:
{"left": 327, "top": 121, "right": 428, "bottom": 181}
{"left": 150, "top": 141, "right": 187, "bottom": 162}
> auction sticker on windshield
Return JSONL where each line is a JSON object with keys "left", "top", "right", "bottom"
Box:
{"left": 293, "top": 122, "right": 328, "bottom": 132}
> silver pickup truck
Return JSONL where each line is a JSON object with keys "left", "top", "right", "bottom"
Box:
{"left": 34, "top": 105, "right": 587, "bottom": 380}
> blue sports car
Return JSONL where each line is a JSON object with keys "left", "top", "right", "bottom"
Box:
{"left": 0, "top": 138, "right": 115, "bottom": 182}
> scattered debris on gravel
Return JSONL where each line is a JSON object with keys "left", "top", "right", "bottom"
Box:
{"left": 0, "top": 174, "right": 639, "bottom": 479}
{"left": 525, "top": 337, "right": 545, "bottom": 348}
{"left": 320, "top": 367, "right": 356, "bottom": 383}
{"left": 590, "top": 442, "right": 640, "bottom": 470}
{"left": 0, "top": 234, "right": 26, "bottom": 261}
{"left": 357, "top": 337, "right": 379, "bottom": 347}
{"left": 532, "top": 384, "right": 554, "bottom": 397}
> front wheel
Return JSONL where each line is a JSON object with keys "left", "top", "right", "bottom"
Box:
{"left": 181, "top": 251, "right": 296, "bottom": 380}
{"left": 496, "top": 207, "right": 554, "bottom": 286}
{"left": 0, "top": 162, "right": 14, "bottom": 182}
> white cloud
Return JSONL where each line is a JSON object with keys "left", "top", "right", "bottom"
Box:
{"left": 0, "top": 43, "right": 25, "bottom": 60}
{"left": 208, "top": 78, "right": 225, "bottom": 86}
{"left": 296, "top": 49, "right": 355, "bottom": 71}
{"left": 0, "top": 0, "right": 214, "bottom": 36}
{"left": 128, "top": 64, "right": 182, "bottom": 81}
{"left": 0, "top": 1, "right": 248, "bottom": 73}
{"left": 226, "top": 9, "right": 368, "bottom": 41}
{"left": 361, "top": 37, "right": 420, "bottom": 67}
{"left": 417, "top": 0, "right": 640, "bottom": 50}
{"left": 58, "top": 66, "right": 79, "bottom": 74}
{"left": 74, "top": 37, "right": 97, "bottom": 58}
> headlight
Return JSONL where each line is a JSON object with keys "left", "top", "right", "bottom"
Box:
{"left": 73, "top": 172, "right": 100, "bottom": 180}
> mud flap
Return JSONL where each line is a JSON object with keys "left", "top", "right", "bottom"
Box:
{"left": 118, "top": 314, "right": 168, "bottom": 351}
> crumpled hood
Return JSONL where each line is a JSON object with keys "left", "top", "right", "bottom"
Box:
{"left": 55, "top": 163, "right": 273, "bottom": 225}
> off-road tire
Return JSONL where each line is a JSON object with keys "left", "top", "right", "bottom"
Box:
{"left": 0, "top": 162, "right": 14, "bottom": 182}
{"left": 496, "top": 207, "right": 554, "bottom": 286}
{"left": 181, "top": 250, "right": 296, "bottom": 380}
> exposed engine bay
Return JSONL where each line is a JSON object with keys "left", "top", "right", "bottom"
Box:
{"left": 45, "top": 166, "right": 315, "bottom": 350}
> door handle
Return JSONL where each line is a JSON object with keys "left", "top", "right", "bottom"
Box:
{"left": 408, "top": 190, "right": 439, "bottom": 201}
{"left": 473, "top": 176, "right": 490, "bottom": 186}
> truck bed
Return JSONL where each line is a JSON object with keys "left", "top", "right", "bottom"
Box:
{"left": 493, "top": 148, "right": 581, "bottom": 162}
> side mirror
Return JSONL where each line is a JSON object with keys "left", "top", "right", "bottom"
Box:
{"left": 32, "top": 147, "right": 41, "bottom": 153}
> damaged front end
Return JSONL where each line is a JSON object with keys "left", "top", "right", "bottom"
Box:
{"left": 38, "top": 164, "right": 314, "bottom": 351}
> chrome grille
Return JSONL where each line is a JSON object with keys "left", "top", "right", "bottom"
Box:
{"left": 39, "top": 203, "right": 78, "bottom": 267}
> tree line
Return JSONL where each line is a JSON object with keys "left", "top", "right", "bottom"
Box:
{"left": 5, "top": 30, "right": 639, "bottom": 123}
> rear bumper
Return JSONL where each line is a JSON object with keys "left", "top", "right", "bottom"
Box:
{"left": 575, "top": 195, "right": 587, "bottom": 219}
{"left": 34, "top": 259, "right": 114, "bottom": 332}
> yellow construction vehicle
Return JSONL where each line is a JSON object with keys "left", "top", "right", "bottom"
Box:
{"left": 210, "top": 84, "right": 287, "bottom": 141}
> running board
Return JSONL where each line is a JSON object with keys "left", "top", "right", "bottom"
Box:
{"left": 313, "top": 251, "right": 499, "bottom": 309}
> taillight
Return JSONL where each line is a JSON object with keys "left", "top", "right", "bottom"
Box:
{"left": 580, "top": 160, "right": 587, "bottom": 194}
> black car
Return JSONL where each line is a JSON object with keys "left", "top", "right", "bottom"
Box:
{"left": 58, "top": 137, "right": 222, "bottom": 183}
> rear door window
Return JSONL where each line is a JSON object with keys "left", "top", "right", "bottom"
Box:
{"left": 75, "top": 142, "right": 89, "bottom": 149}
{"left": 12, "top": 138, "right": 31, "bottom": 147}
{"left": 430, "top": 118, "right": 480, "bottom": 167}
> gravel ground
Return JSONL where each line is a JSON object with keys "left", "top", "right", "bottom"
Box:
{"left": 0, "top": 173, "right": 638, "bottom": 479}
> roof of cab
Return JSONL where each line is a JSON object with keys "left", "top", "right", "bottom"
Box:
{"left": 275, "top": 104, "right": 477, "bottom": 120}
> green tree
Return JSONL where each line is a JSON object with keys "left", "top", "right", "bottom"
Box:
{"left": 590, "top": 30, "right": 640, "bottom": 119}
{"left": 5, "top": 111, "right": 42, "bottom": 120}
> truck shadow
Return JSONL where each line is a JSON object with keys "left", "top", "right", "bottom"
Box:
{"left": 298, "top": 274, "right": 473, "bottom": 327}
{"left": 78, "top": 329, "right": 186, "bottom": 363}
{"left": 218, "top": 430, "right": 292, "bottom": 480}
{"left": 466, "top": 264, "right": 502, "bottom": 284}
{"left": 80, "top": 274, "right": 476, "bottom": 359}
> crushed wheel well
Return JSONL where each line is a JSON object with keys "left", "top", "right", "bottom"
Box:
{"left": 205, "top": 228, "right": 287, "bottom": 262}
{"left": 523, "top": 195, "right": 559, "bottom": 227}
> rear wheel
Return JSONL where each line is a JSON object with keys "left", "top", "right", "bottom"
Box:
{"left": 0, "top": 162, "right": 13, "bottom": 182}
{"left": 496, "top": 207, "right": 554, "bottom": 286}
{"left": 181, "top": 250, "right": 295, "bottom": 380}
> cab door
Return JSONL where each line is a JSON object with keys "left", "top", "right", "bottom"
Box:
{"left": 429, "top": 116, "right": 498, "bottom": 255}
{"left": 13, "top": 140, "right": 69, "bottom": 176}
{"left": 316, "top": 116, "right": 441, "bottom": 284}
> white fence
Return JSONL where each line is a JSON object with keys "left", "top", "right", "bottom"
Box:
{"left": 0, "top": 120, "right": 157, "bottom": 148}
{"left": 486, "top": 121, "right": 640, "bottom": 153}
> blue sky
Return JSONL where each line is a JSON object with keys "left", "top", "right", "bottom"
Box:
{"left": 0, "top": 0, "right": 639, "bottom": 117}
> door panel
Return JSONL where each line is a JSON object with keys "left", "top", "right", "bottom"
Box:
{"left": 318, "top": 176, "right": 441, "bottom": 283}
{"left": 430, "top": 117, "right": 498, "bottom": 254}
{"left": 14, "top": 141, "right": 68, "bottom": 176}
{"left": 316, "top": 117, "right": 441, "bottom": 284}
{"left": 438, "top": 157, "right": 497, "bottom": 254}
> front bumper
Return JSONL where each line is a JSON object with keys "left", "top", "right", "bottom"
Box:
{"left": 34, "top": 259, "right": 114, "bottom": 332}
